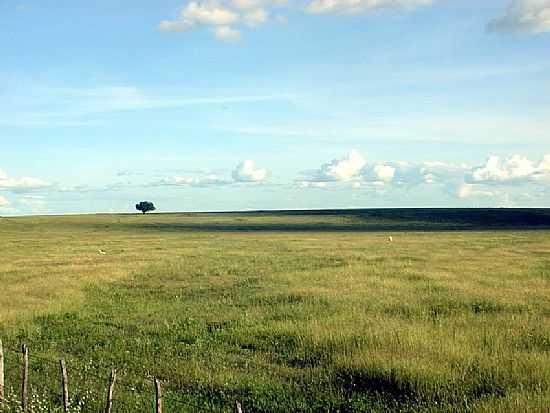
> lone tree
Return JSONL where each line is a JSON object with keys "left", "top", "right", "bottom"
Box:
{"left": 136, "top": 201, "right": 156, "bottom": 214}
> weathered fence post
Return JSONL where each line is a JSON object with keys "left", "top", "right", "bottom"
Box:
{"left": 60, "top": 359, "right": 69, "bottom": 412}
{"left": 105, "top": 368, "right": 117, "bottom": 413}
{"left": 21, "top": 344, "right": 29, "bottom": 412}
{"left": 154, "top": 378, "right": 163, "bottom": 413}
{"left": 236, "top": 400, "right": 244, "bottom": 413}
{"left": 0, "top": 339, "right": 4, "bottom": 403}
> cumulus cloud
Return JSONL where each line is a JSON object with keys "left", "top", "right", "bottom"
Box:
{"left": 306, "top": 0, "right": 433, "bottom": 15}
{"left": 0, "top": 169, "right": 51, "bottom": 193}
{"left": 299, "top": 150, "right": 469, "bottom": 190}
{"left": 155, "top": 160, "right": 268, "bottom": 187}
{"left": 160, "top": 0, "right": 431, "bottom": 40}
{"left": 0, "top": 195, "right": 9, "bottom": 206}
{"left": 159, "top": 0, "right": 281, "bottom": 40}
{"left": 184, "top": 1, "right": 239, "bottom": 24}
{"left": 232, "top": 160, "right": 268, "bottom": 182}
{"left": 316, "top": 149, "right": 366, "bottom": 182}
{"left": 159, "top": 1, "right": 241, "bottom": 39}
{"left": 359, "top": 162, "right": 399, "bottom": 184}
{"left": 298, "top": 150, "right": 513, "bottom": 201}
{"left": 488, "top": 0, "right": 550, "bottom": 33}
{"left": 372, "top": 164, "right": 396, "bottom": 182}
{"left": 212, "top": 25, "right": 242, "bottom": 40}
{"left": 468, "top": 154, "right": 550, "bottom": 184}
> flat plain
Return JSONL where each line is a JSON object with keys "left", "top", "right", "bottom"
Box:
{"left": 0, "top": 209, "right": 549, "bottom": 412}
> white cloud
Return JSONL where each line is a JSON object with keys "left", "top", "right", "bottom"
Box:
{"left": 451, "top": 154, "right": 550, "bottom": 202}
{"left": 183, "top": 1, "right": 240, "bottom": 25}
{"left": 539, "top": 154, "right": 550, "bottom": 170}
{"left": 230, "top": 0, "right": 262, "bottom": 9}
{"left": 372, "top": 164, "right": 396, "bottom": 182}
{"left": 297, "top": 181, "right": 328, "bottom": 188}
{"left": 160, "top": 0, "right": 431, "bottom": 41}
{"left": 232, "top": 160, "right": 268, "bottom": 182}
{"left": 468, "top": 154, "right": 550, "bottom": 184}
{"left": 318, "top": 149, "right": 366, "bottom": 182}
{"left": 0, "top": 195, "right": 16, "bottom": 214}
{"left": 360, "top": 160, "right": 468, "bottom": 188}
{"left": 159, "top": 1, "right": 240, "bottom": 40}
{"left": 0, "top": 169, "right": 51, "bottom": 193}
{"left": 275, "top": 14, "right": 288, "bottom": 23}
{"left": 306, "top": 0, "right": 433, "bottom": 15}
{"left": 410, "top": 161, "right": 469, "bottom": 186}
{"left": 159, "top": 19, "right": 196, "bottom": 32}
{"left": 298, "top": 151, "right": 511, "bottom": 200}
{"left": 244, "top": 9, "right": 269, "bottom": 26}
{"left": 300, "top": 151, "right": 468, "bottom": 190}
{"left": 158, "top": 174, "right": 232, "bottom": 187}
{"left": 212, "top": 25, "right": 242, "bottom": 40}
{"left": 352, "top": 180, "right": 386, "bottom": 189}
{"left": 229, "top": 0, "right": 286, "bottom": 10}
{"left": 488, "top": 0, "right": 550, "bottom": 33}
{"left": 3, "top": 85, "right": 295, "bottom": 126}
{"left": 457, "top": 183, "right": 496, "bottom": 199}
{"left": 218, "top": 112, "right": 550, "bottom": 145}
{"left": 155, "top": 160, "right": 267, "bottom": 187}
{"left": 18, "top": 195, "right": 47, "bottom": 211}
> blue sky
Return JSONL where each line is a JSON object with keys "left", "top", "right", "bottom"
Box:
{"left": 1, "top": 0, "right": 549, "bottom": 214}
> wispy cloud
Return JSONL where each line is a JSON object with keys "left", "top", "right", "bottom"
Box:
{"left": 306, "top": 0, "right": 433, "bottom": 15}
{"left": 212, "top": 25, "right": 242, "bottom": 41}
{"left": 216, "top": 112, "right": 550, "bottom": 144}
{"left": 46, "top": 86, "right": 293, "bottom": 111}
{"left": 1, "top": 85, "right": 295, "bottom": 127}
{"left": 488, "top": 0, "right": 550, "bottom": 34}
{"left": 0, "top": 169, "right": 51, "bottom": 193}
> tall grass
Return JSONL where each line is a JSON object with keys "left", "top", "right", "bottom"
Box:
{"left": 0, "top": 213, "right": 549, "bottom": 412}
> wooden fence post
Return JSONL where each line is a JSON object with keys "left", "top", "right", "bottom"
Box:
{"left": 60, "top": 359, "right": 69, "bottom": 412}
{"left": 154, "top": 378, "right": 163, "bottom": 413}
{"left": 0, "top": 339, "right": 4, "bottom": 403}
{"left": 105, "top": 369, "right": 117, "bottom": 413}
{"left": 236, "top": 400, "right": 244, "bottom": 413}
{"left": 21, "top": 344, "right": 29, "bottom": 412}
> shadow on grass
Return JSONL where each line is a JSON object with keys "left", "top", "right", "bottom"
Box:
{"left": 126, "top": 208, "right": 550, "bottom": 233}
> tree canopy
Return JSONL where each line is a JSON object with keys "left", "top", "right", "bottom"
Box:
{"left": 135, "top": 201, "right": 156, "bottom": 214}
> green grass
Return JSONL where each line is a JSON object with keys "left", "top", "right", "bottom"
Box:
{"left": 0, "top": 211, "right": 549, "bottom": 412}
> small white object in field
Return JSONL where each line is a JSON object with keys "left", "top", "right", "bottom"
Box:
{"left": 388, "top": 236, "right": 393, "bottom": 242}
{"left": 98, "top": 249, "right": 107, "bottom": 255}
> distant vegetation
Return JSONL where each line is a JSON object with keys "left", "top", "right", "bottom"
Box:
{"left": 0, "top": 210, "right": 549, "bottom": 412}
{"left": 135, "top": 201, "right": 156, "bottom": 214}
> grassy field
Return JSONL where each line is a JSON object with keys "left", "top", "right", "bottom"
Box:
{"left": 0, "top": 210, "right": 549, "bottom": 412}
